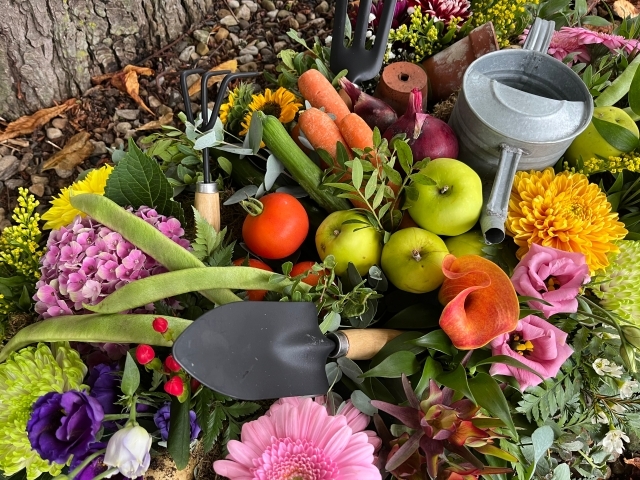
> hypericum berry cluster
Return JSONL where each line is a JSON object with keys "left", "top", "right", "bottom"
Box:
{"left": 34, "top": 207, "right": 190, "bottom": 319}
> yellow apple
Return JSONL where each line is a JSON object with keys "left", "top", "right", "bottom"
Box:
{"left": 564, "top": 106, "right": 639, "bottom": 165}
{"left": 444, "top": 230, "right": 487, "bottom": 257}
{"left": 381, "top": 227, "right": 449, "bottom": 293}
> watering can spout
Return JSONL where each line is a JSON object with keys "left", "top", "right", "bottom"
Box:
{"left": 480, "top": 144, "right": 528, "bottom": 244}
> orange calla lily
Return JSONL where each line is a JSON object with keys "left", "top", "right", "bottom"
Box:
{"left": 438, "top": 255, "right": 519, "bottom": 350}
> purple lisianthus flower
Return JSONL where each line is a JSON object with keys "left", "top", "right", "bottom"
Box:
{"left": 490, "top": 314, "right": 574, "bottom": 391}
{"left": 154, "top": 403, "right": 201, "bottom": 442}
{"left": 87, "top": 364, "right": 121, "bottom": 415}
{"left": 511, "top": 243, "right": 590, "bottom": 318}
{"left": 27, "top": 390, "right": 104, "bottom": 464}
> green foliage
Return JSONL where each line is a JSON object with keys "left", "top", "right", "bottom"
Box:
{"left": 264, "top": 30, "right": 345, "bottom": 93}
{"left": 191, "top": 208, "right": 235, "bottom": 267}
{"left": 195, "top": 388, "right": 260, "bottom": 454}
{"left": 516, "top": 372, "right": 581, "bottom": 423}
{"left": 104, "top": 138, "right": 186, "bottom": 224}
{"left": 168, "top": 391, "right": 192, "bottom": 469}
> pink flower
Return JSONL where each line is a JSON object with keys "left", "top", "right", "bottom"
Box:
{"left": 511, "top": 243, "right": 590, "bottom": 318}
{"left": 490, "top": 315, "right": 574, "bottom": 391}
{"left": 521, "top": 27, "right": 640, "bottom": 66}
{"left": 214, "top": 397, "right": 381, "bottom": 479}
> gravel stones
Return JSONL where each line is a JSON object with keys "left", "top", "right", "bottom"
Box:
{"left": 0, "top": 156, "right": 19, "bottom": 181}
{"left": 315, "top": 0, "right": 329, "bottom": 13}
{"left": 196, "top": 42, "right": 210, "bottom": 56}
{"left": 215, "top": 28, "right": 230, "bottom": 42}
{"left": 193, "top": 29, "right": 212, "bottom": 44}
{"left": 220, "top": 15, "right": 238, "bottom": 26}
{"left": 236, "top": 4, "right": 251, "bottom": 20}
{"left": 239, "top": 45, "right": 259, "bottom": 56}
{"left": 115, "top": 109, "right": 139, "bottom": 120}
{"left": 262, "top": 0, "right": 276, "bottom": 10}
{"left": 179, "top": 45, "right": 195, "bottom": 62}
{"left": 46, "top": 128, "right": 63, "bottom": 140}
{"left": 115, "top": 122, "right": 132, "bottom": 135}
{"left": 51, "top": 118, "right": 68, "bottom": 129}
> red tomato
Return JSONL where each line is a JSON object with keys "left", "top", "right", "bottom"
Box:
{"left": 290, "top": 261, "right": 324, "bottom": 286}
{"left": 232, "top": 258, "right": 273, "bottom": 301}
{"left": 242, "top": 193, "right": 309, "bottom": 259}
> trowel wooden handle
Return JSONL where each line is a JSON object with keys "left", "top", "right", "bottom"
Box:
{"left": 195, "top": 184, "right": 221, "bottom": 232}
{"left": 339, "top": 329, "right": 403, "bottom": 360}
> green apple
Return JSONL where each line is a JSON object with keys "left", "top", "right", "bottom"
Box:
{"left": 315, "top": 210, "right": 383, "bottom": 276}
{"left": 444, "top": 230, "right": 487, "bottom": 257}
{"left": 565, "top": 106, "right": 639, "bottom": 165}
{"left": 381, "top": 227, "right": 449, "bottom": 293}
{"left": 408, "top": 158, "right": 483, "bottom": 236}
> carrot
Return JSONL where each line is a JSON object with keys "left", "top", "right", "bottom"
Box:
{"left": 290, "top": 122, "right": 312, "bottom": 155}
{"left": 298, "top": 69, "right": 350, "bottom": 123}
{"left": 298, "top": 108, "right": 353, "bottom": 172}
{"left": 338, "top": 113, "right": 382, "bottom": 168}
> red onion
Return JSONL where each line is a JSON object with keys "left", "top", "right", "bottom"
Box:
{"left": 340, "top": 77, "right": 398, "bottom": 133}
{"left": 382, "top": 88, "right": 459, "bottom": 163}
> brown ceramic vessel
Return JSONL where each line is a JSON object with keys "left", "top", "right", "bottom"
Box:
{"left": 374, "top": 61, "right": 429, "bottom": 115}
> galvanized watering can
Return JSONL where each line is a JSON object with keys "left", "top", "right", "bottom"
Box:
{"left": 449, "top": 18, "right": 594, "bottom": 244}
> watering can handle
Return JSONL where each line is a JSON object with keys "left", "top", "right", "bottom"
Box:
{"left": 522, "top": 18, "right": 554, "bottom": 54}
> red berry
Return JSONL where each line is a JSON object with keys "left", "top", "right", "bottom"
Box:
{"left": 152, "top": 317, "right": 169, "bottom": 333}
{"left": 164, "top": 376, "right": 184, "bottom": 396}
{"left": 164, "top": 355, "right": 181, "bottom": 373}
{"left": 135, "top": 345, "right": 155, "bottom": 365}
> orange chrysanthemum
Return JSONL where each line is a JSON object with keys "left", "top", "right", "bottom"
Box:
{"left": 506, "top": 168, "right": 627, "bottom": 273}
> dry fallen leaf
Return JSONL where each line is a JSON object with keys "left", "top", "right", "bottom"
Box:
{"left": 624, "top": 458, "right": 640, "bottom": 469}
{"left": 0, "top": 99, "right": 76, "bottom": 142}
{"left": 92, "top": 65, "right": 154, "bottom": 85}
{"left": 614, "top": 0, "right": 639, "bottom": 17}
{"left": 187, "top": 59, "right": 238, "bottom": 96}
{"left": 137, "top": 112, "right": 174, "bottom": 131}
{"left": 110, "top": 66, "right": 155, "bottom": 116}
{"left": 41, "top": 131, "right": 94, "bottom": 171}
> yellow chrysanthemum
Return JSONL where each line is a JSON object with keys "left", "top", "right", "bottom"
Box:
{"left": 240, "top": 87, "right": 302, "bottom": 135}
{"left": 41, "top": 165, "right": 113, "bottom": 230}
{"left": 219, "top": 89, "right": 236, "bottom": 125}
{"left": 506, "top": 168, "right": 627, "bottom": 273}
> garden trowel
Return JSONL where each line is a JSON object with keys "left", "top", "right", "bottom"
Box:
{"left": 172, "top": 301, "right": 401, "bottom": 400}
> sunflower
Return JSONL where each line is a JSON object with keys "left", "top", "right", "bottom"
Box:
{"left": 41, "top": 165, "right": 113, "bottom": 230}
{"left": 506, "top": 168, "right": 627, "bottom": 273}
{"left": 218, "top": 88, "right": 236, "bottom": 126}
{"left": 240, "top": 87, "right": 302, "bottom": 135}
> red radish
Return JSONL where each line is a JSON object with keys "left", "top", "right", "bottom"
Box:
{"left": 383, "top": 88, "right": 458, "bottom": 164}
{"left": 340, "top": 77, "right": 398, "bottom": 133}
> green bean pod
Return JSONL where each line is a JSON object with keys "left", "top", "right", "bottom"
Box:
{"left": 87, "top": 267, "right": 310, "bottom": 314}
{"left": 70, "top": 193, "right": 241, "bottom": 305}
{"left": 0, "top": 314, "right": 191, "bottom": 362}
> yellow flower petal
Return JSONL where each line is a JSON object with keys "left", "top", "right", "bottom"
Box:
{"left": 506, "top": 168, "right": 627, "bottom": 273}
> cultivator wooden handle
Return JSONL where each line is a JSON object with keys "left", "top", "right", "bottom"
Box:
{"left": 195, "top": 182, "right": 221, "bottom": 232}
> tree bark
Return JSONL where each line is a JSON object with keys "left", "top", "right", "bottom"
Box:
{"left": 0, "top": 0, "right": 214, "bottom": 120}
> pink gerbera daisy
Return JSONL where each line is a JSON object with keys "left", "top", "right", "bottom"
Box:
{"left": 521, "top": 26, "right": 640, "bottom": 66}
{"left": 213, "top": 397, "right": 381, "bottom": 480}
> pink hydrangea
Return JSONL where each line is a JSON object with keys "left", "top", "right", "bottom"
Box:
{"left": 521, "top": 26, "right": 640, "bottom": 65}
{"left": 511, "top": 243, "right": 590, "bottom": 318}
{"left": 34, "top": 206, "right": 190, "bottom": 319}
{"left": 490, "top": 315, "right": 574, "bottom": 391}
{"left": 214, "top": 397, "right": 381, "bottom": 479}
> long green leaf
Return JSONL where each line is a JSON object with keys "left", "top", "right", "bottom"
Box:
{"left": 70, "top": 194, "right": 241, "bottom": 305}
{"left": 168, "top": 392, "right": 192, "bottom": 470}
{"left": 87, "top": 267, "right": 309, "bottom": 314}
{"left": 360, "top": 351, "right": 419, "bottom": 378}
{"left": 121, "top": 352, "right": 140, "bottom": 396}
{"left": 595, "top": 54, "right": 640, "bottom": 107}
{"left": 629, "top": 62, "right": 640, "bottom": 116}
{"left": 468, "top": 373, "right": 518, "bottom": 440}
{"left": 0, "top": 314, "right": 191, "bottom": 362}
{"left": 591, "top": 116, "right": 639, "bottom": 152}
{"left": 471, "top": 355, "right": 545, "bottom": 380}
{"left": 437, "top": 364, "right": 475, "bottom": 403}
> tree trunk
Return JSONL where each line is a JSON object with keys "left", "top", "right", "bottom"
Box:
{"left": 0, "top": 0, "right": 214, "bottom": 120}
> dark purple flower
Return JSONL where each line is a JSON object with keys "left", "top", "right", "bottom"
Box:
{"left": 27, "top": 390, "right": 104, "bottom": 464}
{"left": 87, "top": 364, "right": 121, "bottom": 415}
{"left": 70, "top": 443, "right": 141, "bottom": 480}
{"left": 153, "top": 403, "right": 201, "bottom": 442}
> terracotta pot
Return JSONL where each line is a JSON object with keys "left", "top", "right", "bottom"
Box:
{"left": 374, "top": 61, "right": 428, "bottom": 115}
{"left": 422, "top": 21, "right": 499, "bottom": 103}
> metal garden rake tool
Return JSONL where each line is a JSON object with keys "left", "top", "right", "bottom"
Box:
{"left": 330, "top": 0, "right": 398, "bottom": 84}
{"left": 179, "top": 68, "right": 259, "bottom": 231}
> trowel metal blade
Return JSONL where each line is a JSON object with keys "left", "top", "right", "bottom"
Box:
{"left": 172, "top": 302, "right": 335, "bottom": 400}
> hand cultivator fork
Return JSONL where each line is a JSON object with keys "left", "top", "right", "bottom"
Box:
{"left": 330, "top": 0, "right": 398, "bottom": 84}
{"left": 179, "top": 69, "right": 259, "bottom": 231}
